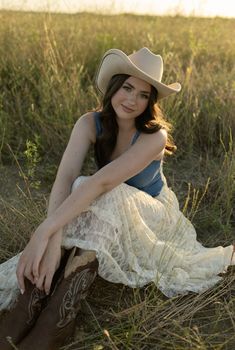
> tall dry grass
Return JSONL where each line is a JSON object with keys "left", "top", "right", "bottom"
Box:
{"left": 0, "top": 10, "right": 235, "bottom": 349}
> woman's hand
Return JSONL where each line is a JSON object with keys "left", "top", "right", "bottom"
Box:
{"left": 16, "top": 219, "right": 54, "bottom": 294}
{"left": 35, "top": 230, "right": 63, "bottom": 295}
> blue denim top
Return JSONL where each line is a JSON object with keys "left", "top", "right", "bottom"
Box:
{"left": 94, "top": 112, "right": 164, "bottom": 197}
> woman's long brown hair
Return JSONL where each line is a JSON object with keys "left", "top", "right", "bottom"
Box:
{"left": 95, "top": 74, "right": 176, "bottom": 168}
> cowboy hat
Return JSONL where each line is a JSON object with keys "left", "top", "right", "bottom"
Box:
{"left": 96, "top": 47, "right": 181, "bottom": 100}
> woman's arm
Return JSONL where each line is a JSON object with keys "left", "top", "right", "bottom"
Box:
{"left": 17, "top": 124, "right": 166, "bottom": 291}
{"left": 47, "top": 112, "right": 96, "bottom": 216}
{"left": 41, "top": 128, "right": 167, "bottom": 237}
{"left": 17, "top": 112, "right": 96, "bottom": 292}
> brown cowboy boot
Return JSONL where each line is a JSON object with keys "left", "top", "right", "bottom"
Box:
{"left": 0, "top": 278, "right": 47, "bottom": 350}
{"left": 0, "top": 249, "right": 70, "bottom": 350}
{"left": 18, "top": 249, "right": 98, "bottom": 350}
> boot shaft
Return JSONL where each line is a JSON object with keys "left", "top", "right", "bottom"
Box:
{"left": 18, "top": 249, "right": 98, "bottom": 350}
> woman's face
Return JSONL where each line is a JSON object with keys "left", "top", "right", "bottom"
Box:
{"left": 111, "top": 76, "right": 151, "bottom": 121}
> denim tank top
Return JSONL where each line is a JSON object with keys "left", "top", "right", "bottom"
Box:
{"left": 94, "top": 112, "right": 164, "bottom": 197}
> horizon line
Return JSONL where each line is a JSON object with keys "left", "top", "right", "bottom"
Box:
{"left": 1, "top": 8, "right": 235, "bottom": 19}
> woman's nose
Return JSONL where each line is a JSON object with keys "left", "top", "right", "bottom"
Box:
{"left": 127, "top": 92, "right": 137, "bottom": 105}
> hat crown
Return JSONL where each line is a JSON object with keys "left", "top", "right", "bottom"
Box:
{"left": 128, "top": 47, "right": 163, "bottom": 82}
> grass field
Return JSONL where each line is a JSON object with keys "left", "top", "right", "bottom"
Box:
{"left": 0, "top": 10, "right": 235, "bottom": 349}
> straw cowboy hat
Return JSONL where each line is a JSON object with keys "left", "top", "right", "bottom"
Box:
{"left": 96, "top": 47, "right": 181, "bottom": 100}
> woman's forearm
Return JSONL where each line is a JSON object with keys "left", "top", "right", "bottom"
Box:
{"left": 42, "top": 175, "right": 105, "bottom": 239}
{"left": 47, "top": 177, "right": 73, "bottom": 217}
{"left": 46, "top": 178, "right": 72, "bottom": 245}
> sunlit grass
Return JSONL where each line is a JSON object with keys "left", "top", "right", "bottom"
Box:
{"left": 0, "top": 10, "right": 234, "bottom": 349}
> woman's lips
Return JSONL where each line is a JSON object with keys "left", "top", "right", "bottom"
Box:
{"left": 121, "top": 105, "right": 134, "bottom": 113}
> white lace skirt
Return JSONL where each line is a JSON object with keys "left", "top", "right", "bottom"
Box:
{"left": 0, "top": 176, "right": 234, "bottom": 311}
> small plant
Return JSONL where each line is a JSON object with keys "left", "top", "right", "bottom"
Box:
{"left": 23, "top": 135, "right": 41, "bottom": 190}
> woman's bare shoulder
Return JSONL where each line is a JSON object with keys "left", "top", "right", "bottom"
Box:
{"left": 140, "top": 128, "right": 167, "bottom": 146}
{"left": 73, "top": 111, "right": 97, "bottom": 143}
{"left": 139, "top": 128, "right": 167, "bottom": 160}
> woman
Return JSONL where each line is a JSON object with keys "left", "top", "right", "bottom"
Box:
{"left": 0, "top": 47, "right": 234, "bottom": 349}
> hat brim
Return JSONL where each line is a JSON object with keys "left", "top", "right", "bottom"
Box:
{"left": 96, "top": 49, "right": 181, "bottom": 100}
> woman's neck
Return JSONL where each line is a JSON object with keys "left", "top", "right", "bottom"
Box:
{"left": 115, "top": 117, "right": 136, "bottom": 133}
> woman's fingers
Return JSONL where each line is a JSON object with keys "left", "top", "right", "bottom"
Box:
{"left": 18, "top": 231, "right": 61, "bottom": 295}
{"left": 32, "top": 238, "right": 50, "bottom": 280}
{"left": 32, "top": 260, "right": 40, "bottom": 280}
{"left": 16, "top": 247, "right": 42, "bottom": 292}
{"left": 44, "top": 269, "right": 55, "bottom": 295}
{"left": 16, "top": 258, "right": 26, "bottom": 293}
{"left": 36, "top": 273, "right": 46, "bottom": 291}
{"left": 24, "top": 269, "right": 35, "bottom": 285}
{"left": 15, "top": 229, "right": 51, "bottom": 294}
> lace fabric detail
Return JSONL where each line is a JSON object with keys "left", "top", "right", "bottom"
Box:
{"left": 0, "top": 176, "right": 234, "bottom": 310}
{"left": 62, "top": 177, "right": 234, "bottom": 296}
{"left": 0, "top": 253, "right": 21, "bottom": 310}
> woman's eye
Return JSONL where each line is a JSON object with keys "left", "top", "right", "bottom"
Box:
{"left": 123, "top": 85, "right": 131, "bottom": 91}
{"left": 141, "top": 94, "right": 149, "bottom": 99}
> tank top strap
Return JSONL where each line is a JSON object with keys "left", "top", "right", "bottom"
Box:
{"left": 94, "top": 112, "right": 102, "bottom": 137}
{"left": 131, "top": 130, "right": 141, "bottom": 145}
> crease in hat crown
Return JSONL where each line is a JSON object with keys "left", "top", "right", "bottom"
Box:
{"left": 128, "top": 47, "right": 163, "bottom": 82}
{"left": 96, "top": 47, "right": 181, "bottom": 99}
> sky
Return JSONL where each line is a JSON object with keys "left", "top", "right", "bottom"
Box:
{"left": 1, "top": 0, "right": 235, "bottom": 17}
